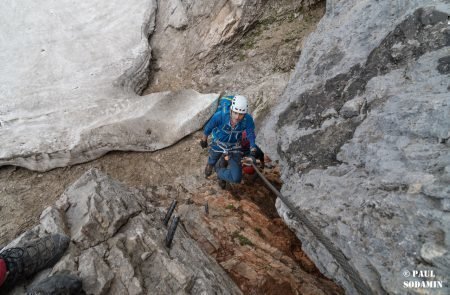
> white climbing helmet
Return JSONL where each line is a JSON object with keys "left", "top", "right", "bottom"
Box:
{"left": 231, "top": 95, "right": 248, "bottom": 114}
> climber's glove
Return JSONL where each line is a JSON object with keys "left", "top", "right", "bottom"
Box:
{"left": 200, "top": 139, "right": 208, "bottom": 149}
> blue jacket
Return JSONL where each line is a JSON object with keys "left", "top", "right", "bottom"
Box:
{"left": 204, "top": 110, "right": 256, "bottom": 148}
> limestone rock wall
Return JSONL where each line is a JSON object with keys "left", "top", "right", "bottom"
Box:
{"left": 259, "top": 0, "right": 450, "bottom": 294}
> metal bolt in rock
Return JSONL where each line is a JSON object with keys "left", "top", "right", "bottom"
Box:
{"left": 163, "top": 200, "right": 177, "bottom": 226}
{"left": 165, "top": 216, "right": 180, "bottom": 248}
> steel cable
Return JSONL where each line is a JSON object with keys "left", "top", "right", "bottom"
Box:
{"left": 251, "top": 162, "right": 375, "bottom": 295}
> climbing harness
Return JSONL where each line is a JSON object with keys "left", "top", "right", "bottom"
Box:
{"left": 250, "top": 162, "right": 375, "bottom": 295}
{"left": 210, "top": 140, "right": 241, "bottom": 156}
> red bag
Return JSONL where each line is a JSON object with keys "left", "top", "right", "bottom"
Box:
{"left": 0, "top": 259, "right": 7, "bottom": 287}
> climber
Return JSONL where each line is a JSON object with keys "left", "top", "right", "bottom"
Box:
{"left": 215, "top": 96, "right": 265, "bottom": 168}
{"left": 200, "top": 95, "right": 257, "bottom": 188}
{"left": 215, "top": 97, "right": 264, "bottom": 165}
{"left": 0, "top": 233, "right": 82, "bottom": 293}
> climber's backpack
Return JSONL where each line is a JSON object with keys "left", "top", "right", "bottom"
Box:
{"left": 217, "top": 96, "right": 234, "bottom": 114}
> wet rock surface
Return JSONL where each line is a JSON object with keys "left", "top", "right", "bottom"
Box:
{"left": 260, "top": 0, "right": 450, "bottom": 294}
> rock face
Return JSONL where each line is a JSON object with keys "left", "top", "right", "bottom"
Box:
{"left": 146, "top": 0, "right": 325, "bottom": 125}
{"left": 6, "top": 169, "right": 241, "bottom": 294}
{"left": 260, "top": 1, "right": 450, "bottom": 294}
{"left": 0, "top": 1, "right": 218, "bottom": 171}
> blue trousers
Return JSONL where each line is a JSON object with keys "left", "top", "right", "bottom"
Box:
{"left": 207, "top": 148, "right": 242, "bottom": 183}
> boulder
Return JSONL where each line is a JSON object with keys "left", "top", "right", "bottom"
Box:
{"left": 260, "top": 1, "right": 450, "bottom": 294}
{"left": 5, "top": 169, "right": 241, "bottom": 294}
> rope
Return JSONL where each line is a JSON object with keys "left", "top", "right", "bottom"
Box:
{"left": 251, "top": 162, "right": 375, "bottom": 295}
